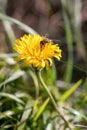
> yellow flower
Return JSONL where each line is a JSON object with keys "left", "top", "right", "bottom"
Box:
{"left": 13, "top": 34, "right": 62, "bottom": 70}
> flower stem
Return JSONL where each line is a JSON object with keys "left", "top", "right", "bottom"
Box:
{"left": 38, "top": 70, "right": 74, "bottom": 130}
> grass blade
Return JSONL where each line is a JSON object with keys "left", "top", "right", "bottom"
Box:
{"left": 0, "top": 13, "right": 37, "bottom": 34}
{"left": 59, "top": 79, "right": 82, "bottom": 102}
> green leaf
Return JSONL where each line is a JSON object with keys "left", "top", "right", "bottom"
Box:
{"left": 42, "top": 63, "right": 56, "bottom": 86}
{"left": 0, "top": 110, "right": 14, "bottom": 120}
{"left": 17, "top": 99, "right": 34, "bottom": 130}
{"left": 33, "top": 98, "right": 50, "bottom": 122}
{"left": 59, "top": 79, "right": 82, "bottom": 102}
{"left": 63, "top": 107, "right": 87, "bottom": 120}
{"left": 0, "top": 70, "right": 25, "bottom": 88}
{"left": 0, "top": 92, "right": 24, "bottom": 105}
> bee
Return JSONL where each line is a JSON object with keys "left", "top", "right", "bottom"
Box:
{"left": 40, "top": 34, "right": 64, "bottom": 49}
{"left": 40, "top": 37, "right": 51, "bottom": 47}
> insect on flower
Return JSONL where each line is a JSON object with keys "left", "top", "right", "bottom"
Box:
{"left": 40, "top": 37, "right": 51, "bottom": 48}
{"left": 40, "top": 34, "right": 63, "bottom": 49}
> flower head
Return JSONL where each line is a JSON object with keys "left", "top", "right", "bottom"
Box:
{"left": 13, "top": 34, "right": 62, "bottom": 70}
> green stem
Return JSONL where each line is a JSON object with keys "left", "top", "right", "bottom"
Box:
{"left": 38, "top": 70, "right": 74, "bottom": 130}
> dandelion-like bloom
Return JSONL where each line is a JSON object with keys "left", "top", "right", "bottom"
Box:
{"left": 13, "top": 34, "right": 62, "bottom": 70}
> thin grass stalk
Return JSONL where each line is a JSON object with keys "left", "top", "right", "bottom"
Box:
{"left": 61, "top": 0, "right": 73, "bottom": 87}
{"left": 2, "top": 20, "right": 16, "bottom": 46}
{"left": 29, "top": 70, "right": 39, "bottom": 98}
